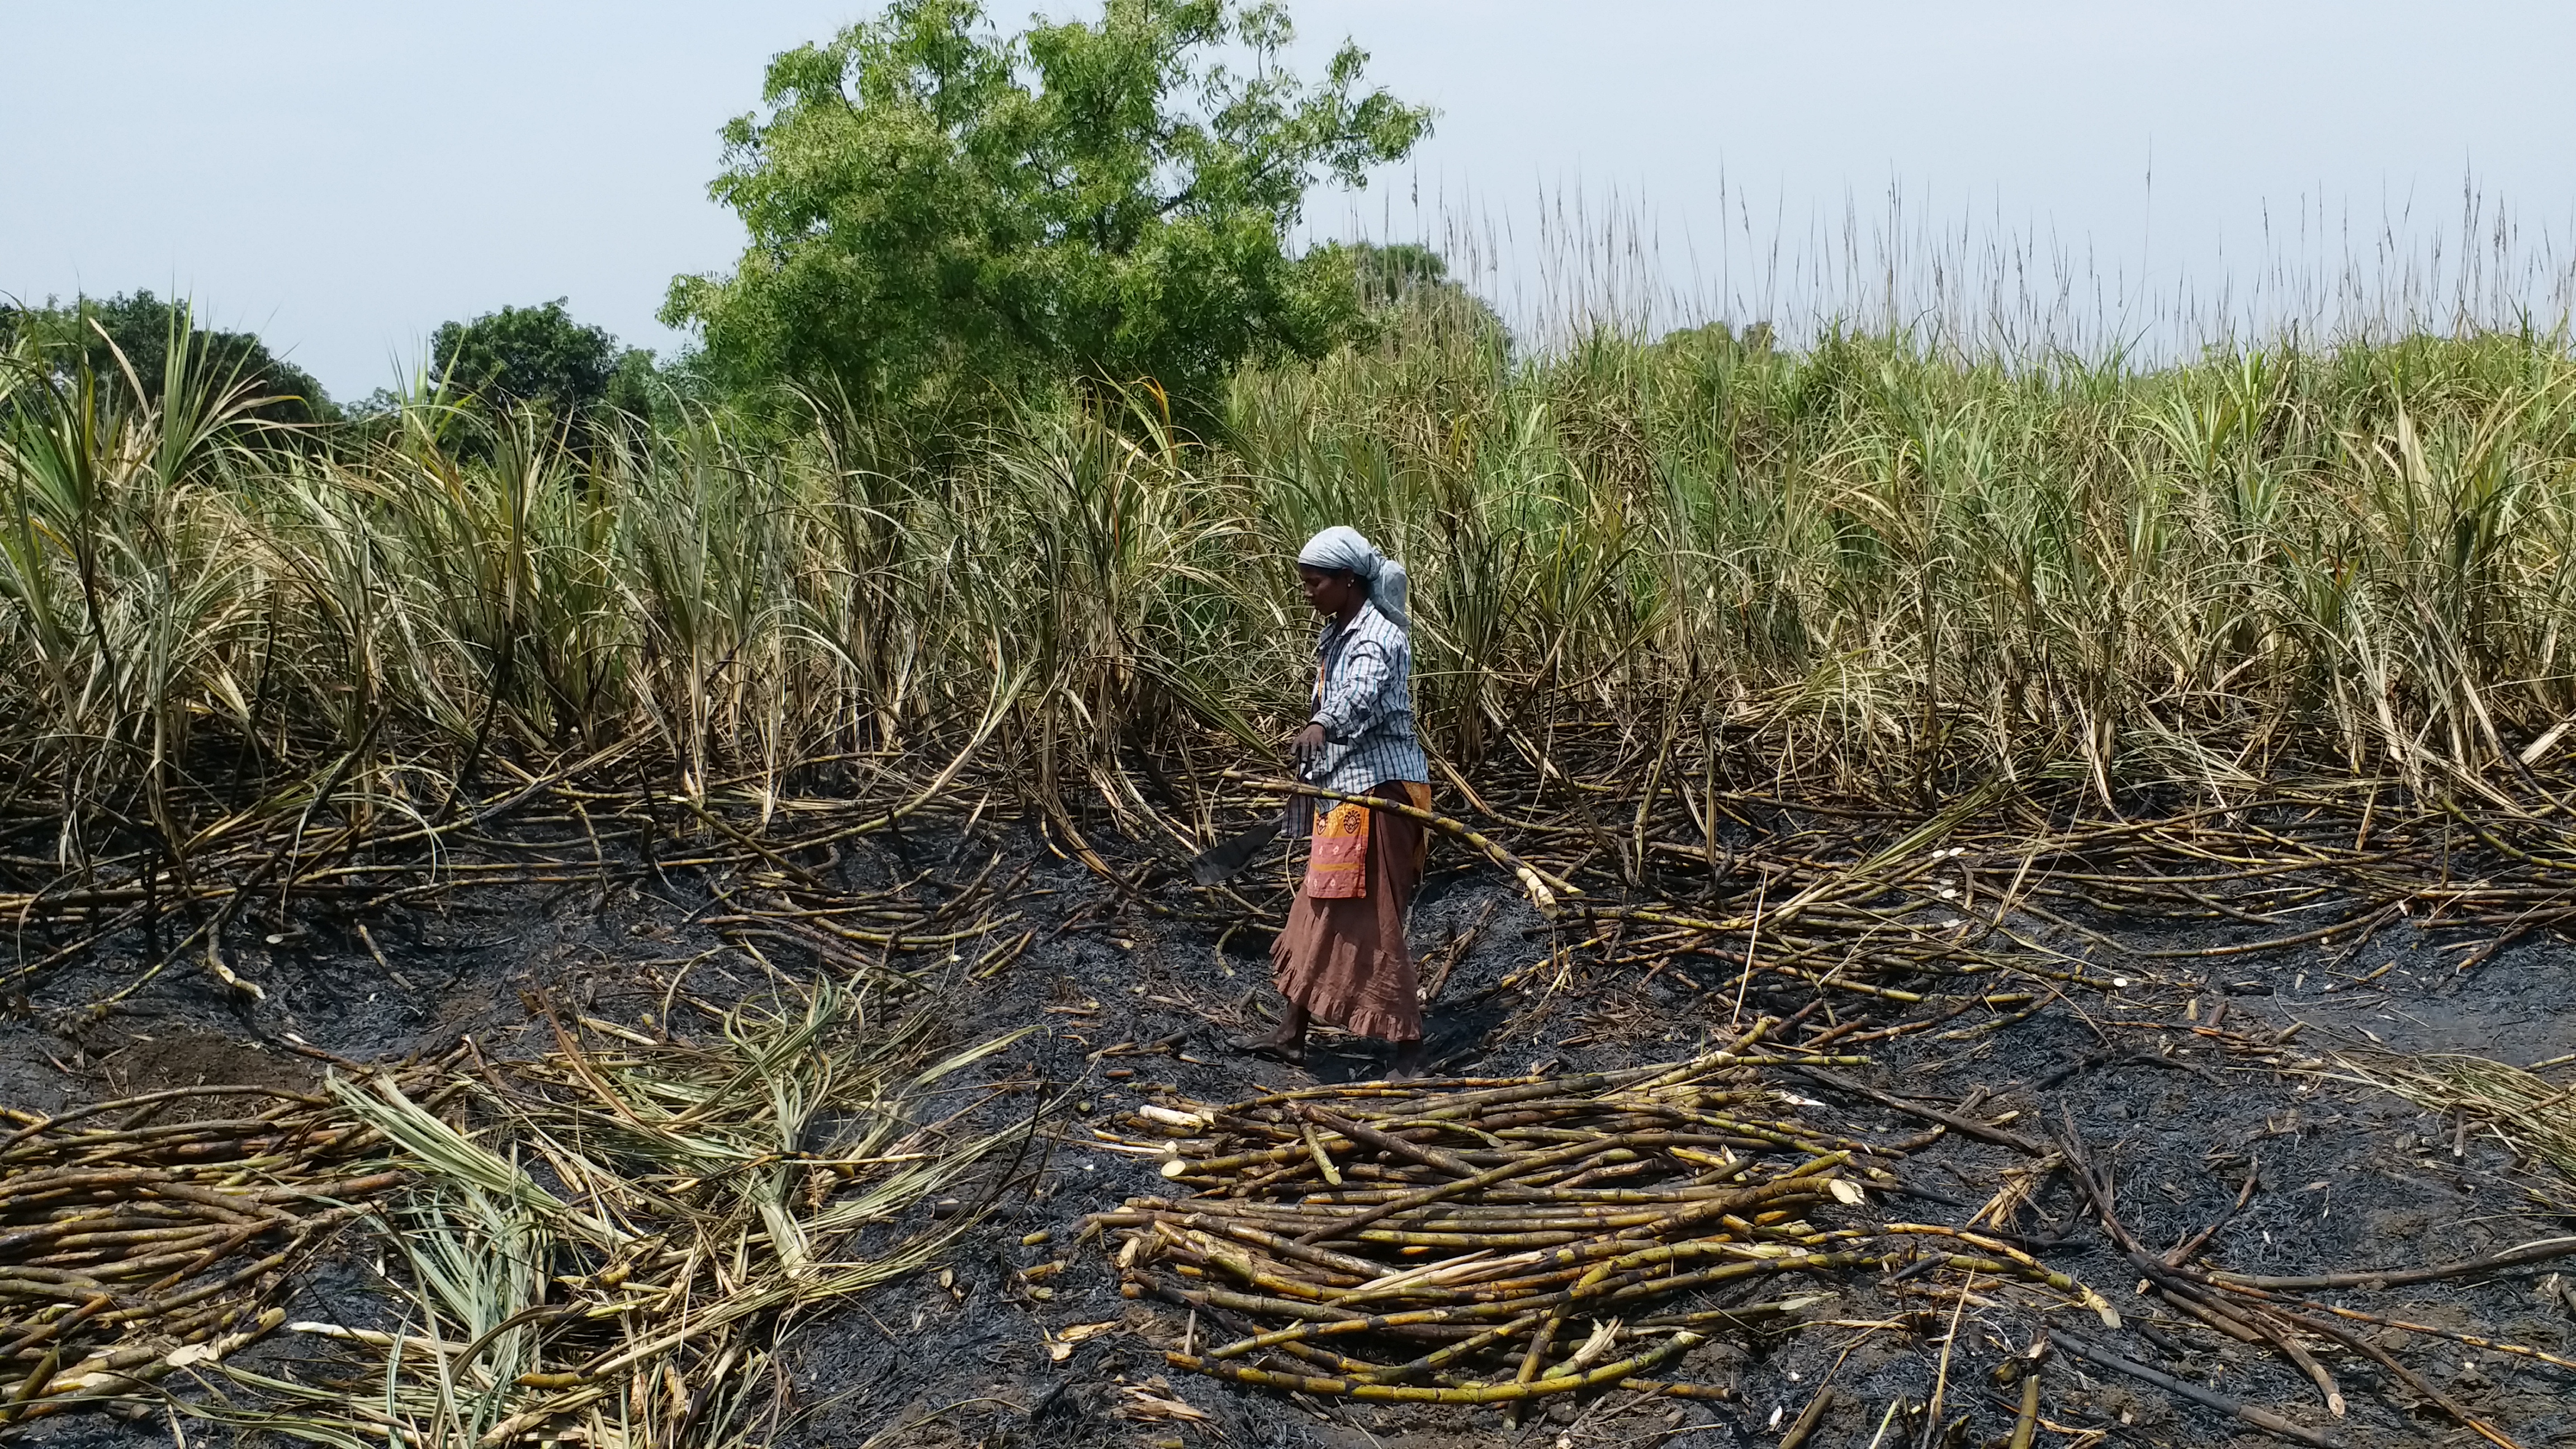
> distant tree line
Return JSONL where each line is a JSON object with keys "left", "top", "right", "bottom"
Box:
{"left": 2, "top": 292, "right": 678, "bottom": 437}
{"left": 8, "top": 3, "right": 1548, "bottom": 440}
{"left": 0, "top": 292, "right": 336, "bottom": 425}
{"left": 424, "top": 300, "right": 660, "bottom": 423}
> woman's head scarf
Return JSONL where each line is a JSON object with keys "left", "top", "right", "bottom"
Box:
{"left": 1298, "top": 525, "right": 1409, "bottom": 628}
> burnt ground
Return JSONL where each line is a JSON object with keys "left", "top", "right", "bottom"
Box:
{"left": 5, "top": 813, "right": 2575, "bottom": 1449}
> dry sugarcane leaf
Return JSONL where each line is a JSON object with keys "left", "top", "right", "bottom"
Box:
{"left": 1047, "top": 1319, "right": 1120, "bottom": 1361}
{"left": 1117, "top": 1385, "right": 1216, "bottom": 1423}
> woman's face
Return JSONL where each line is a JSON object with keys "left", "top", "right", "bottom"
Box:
{"left": 1298, "top": 564, "right": 1362, "bottom": 618}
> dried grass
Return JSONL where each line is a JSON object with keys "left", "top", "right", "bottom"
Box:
{"left": 2308, "top": 1049, "right": 2576, "bottom": 1195}
{"left": 0, "top": 982, "right": 1043, "bottom": 1448}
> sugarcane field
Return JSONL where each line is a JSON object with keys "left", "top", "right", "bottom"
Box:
{"left": 12, "top": 5, "right": 2576, "bottom": 1449}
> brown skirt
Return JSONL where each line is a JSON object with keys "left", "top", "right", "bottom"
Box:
{"left": 1270, "top": 782, "right": 1427, "bottom": 1043}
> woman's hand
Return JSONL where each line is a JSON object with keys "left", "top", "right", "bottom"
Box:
{"left": 1287, "top": 722, "right": 1328, "bottom": 770}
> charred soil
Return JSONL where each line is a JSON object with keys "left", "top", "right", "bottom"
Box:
{"left": 5, "top": 806, "right": 2574, "bottom": 1449}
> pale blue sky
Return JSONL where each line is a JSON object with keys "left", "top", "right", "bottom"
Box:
{"left": 8, "top": 2, "right": 2575, "bottom": 396}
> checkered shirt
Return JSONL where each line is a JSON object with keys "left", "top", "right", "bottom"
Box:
{"left": 1306, "top": 600, "right": 1429, "bottom": 797}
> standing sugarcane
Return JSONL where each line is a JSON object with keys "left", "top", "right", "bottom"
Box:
{"left": 1239, "top": 527, "right": 1435, "bottom": 1079}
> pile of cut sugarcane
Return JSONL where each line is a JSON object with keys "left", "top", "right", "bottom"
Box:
{"left": 219, "top": 984, "right": 1043, "bottom": 1449}
{"left": 0, "top": 983, "right": 1045, "bottom": 1445}
{"left": 0, "top": 1069, "right": 430, "bottom": 1426}
{"left": 1090, "top": 1045, "right": 2121, "bottom": 1415}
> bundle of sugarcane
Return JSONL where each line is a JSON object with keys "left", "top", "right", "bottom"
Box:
{"left": 192, "top": 982, "right": 1045, "bottom": 1449}
{"left": 0, "top": 1068, "right": 433, "bottom": 1425}
{"left": 1089, "top": 1046, "right": 2122, "bottom": 1410}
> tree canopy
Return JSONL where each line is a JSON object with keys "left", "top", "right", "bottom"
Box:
{"left": 663, "top": 0, "right": 1431, "bottom": 417}
{"left": 1, "top": 291, "right": 334, "bottom": 425}
{"left": 429, "top": 299, "right": 653, "bottom": 419}
{"left": 1343, "top": 242, "right": 1509, "bottom": 356}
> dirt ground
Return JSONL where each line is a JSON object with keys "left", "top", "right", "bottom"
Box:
{"left": 5, "top": 811, "right": 2573, "bottom": 1449}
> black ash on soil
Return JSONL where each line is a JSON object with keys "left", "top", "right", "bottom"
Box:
{"left": 4, "top": 770, "right": 2575, "bottom": 1448}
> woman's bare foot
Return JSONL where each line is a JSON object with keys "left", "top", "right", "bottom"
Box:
{"left": 1386, "top": 1039, "right": 1427, "bottom": 1081}
{"left": 1234, "top": 1030, "right": 1305, "bottom": 1066}
{"left": 1235, "top": 1004, "right": 1309, "bottom": 1066}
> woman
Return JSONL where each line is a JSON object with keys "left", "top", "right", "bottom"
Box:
{"left": 1246, "top": 525, "right": 1434, "bottom": 1078}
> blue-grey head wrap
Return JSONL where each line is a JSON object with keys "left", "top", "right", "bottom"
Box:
{"left": 1298, "top": 526, "right": 1409, "bottom": 627}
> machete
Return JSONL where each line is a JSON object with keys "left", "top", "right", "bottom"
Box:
{"left": 1187, "top": 777, "right": 1311, "bottom": 885}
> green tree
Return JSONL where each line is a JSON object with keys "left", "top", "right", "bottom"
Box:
{"left": 1341, "top": 242, "right": 1509, "bottom": 356}
{"left": 605, "top": 347, "right": 661, "bottom": 417}
{"left": 663, "top": 0, "right": 1431, "bottom": 417}
{"left": 0, "top": 291, "right": 334, "bottom": 424}
{"left": 429, "top": 300, "right": 630, "bottom": 418}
